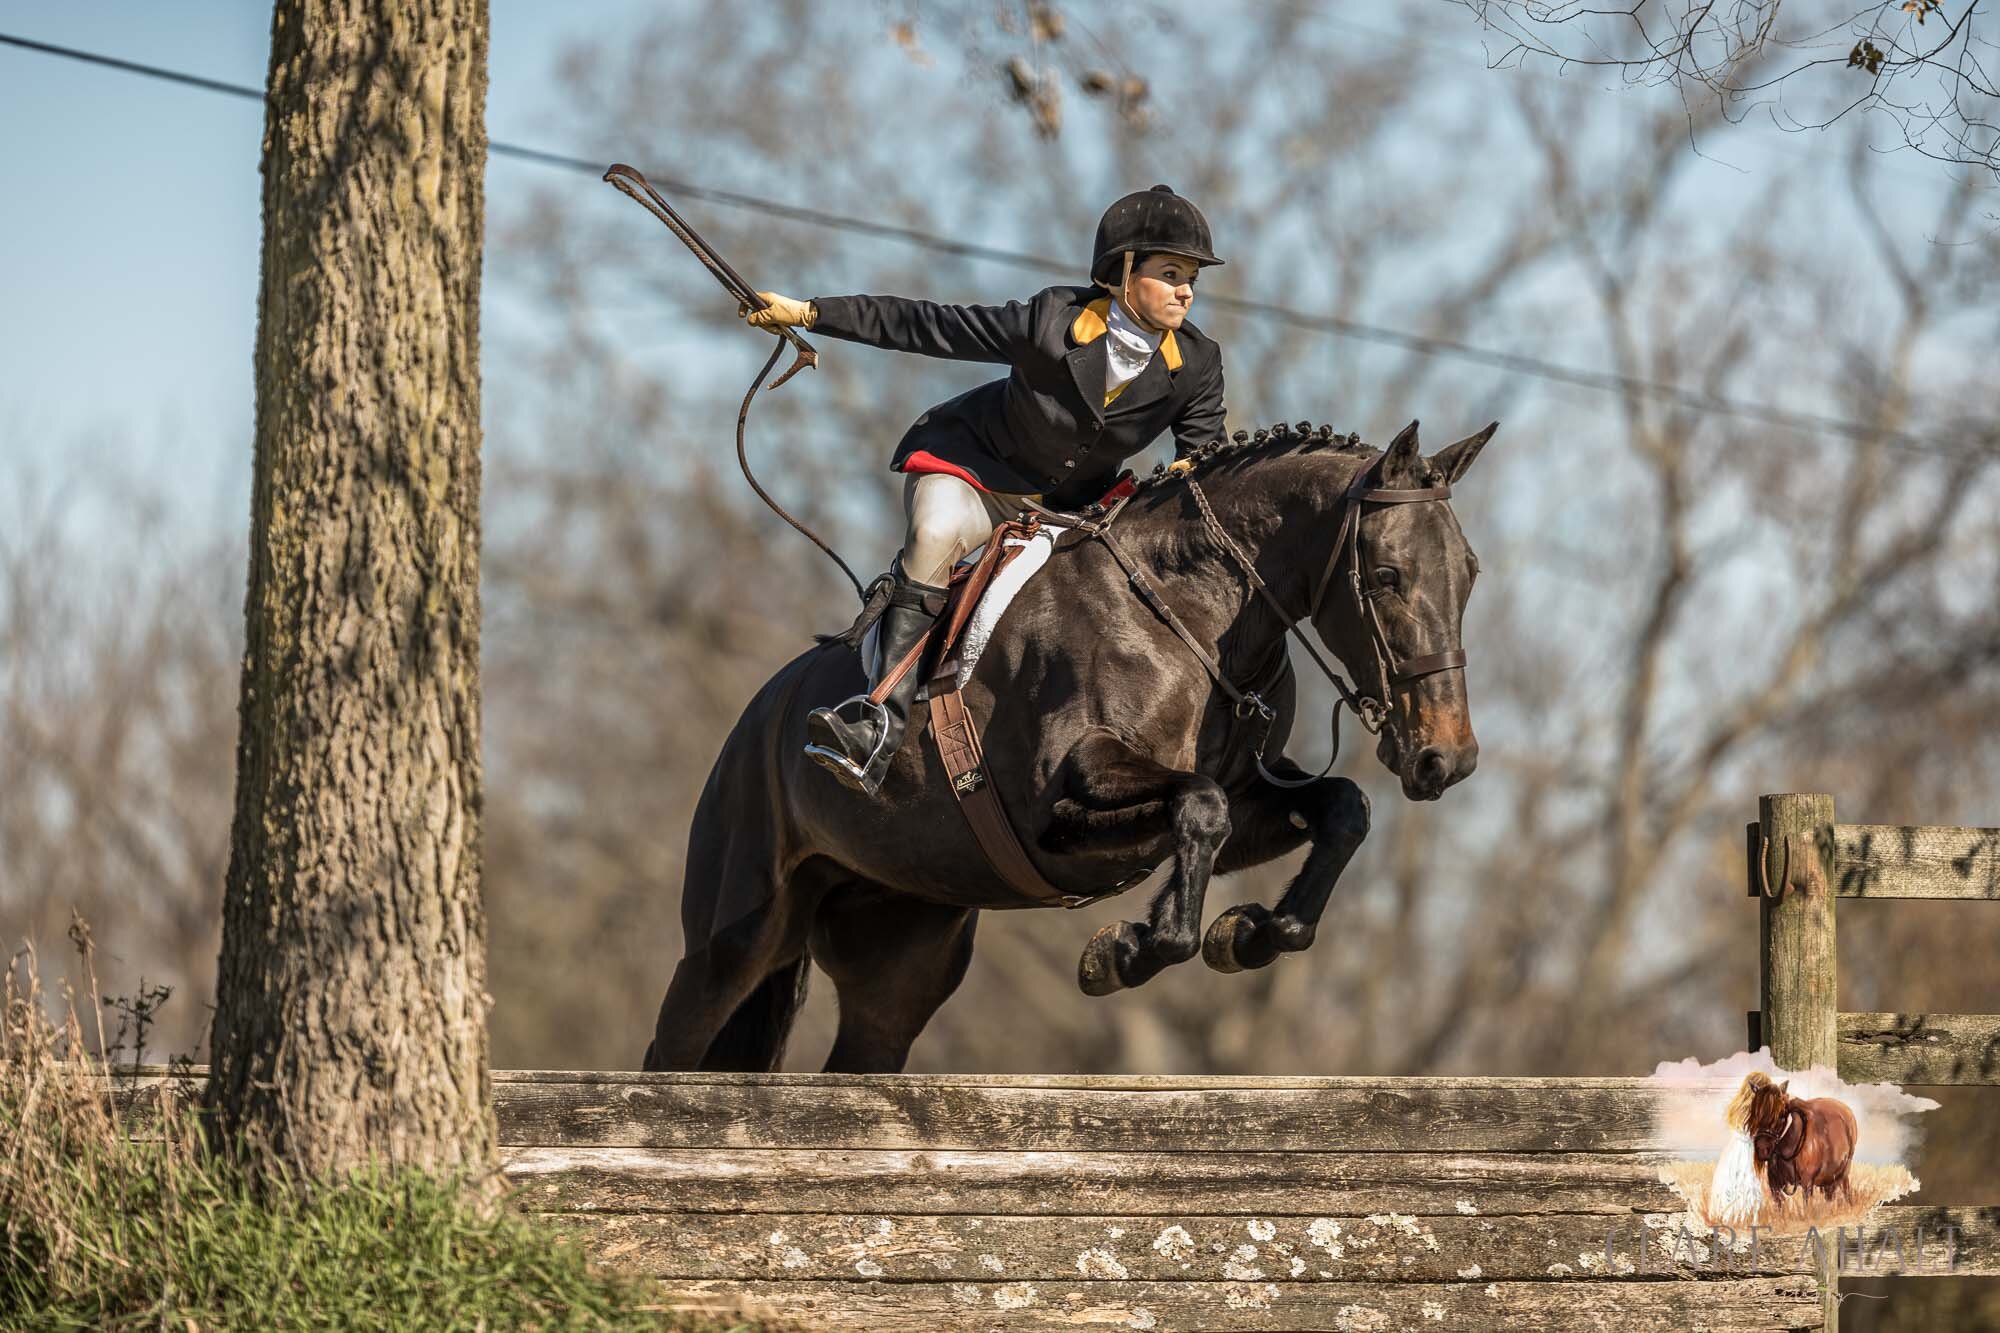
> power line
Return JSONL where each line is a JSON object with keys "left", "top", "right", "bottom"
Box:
{"left": 1, "top": 30, "right": 260, "bottom": 99}
{"left": 1, "top": 28, "right": 1982, "bottom": 458}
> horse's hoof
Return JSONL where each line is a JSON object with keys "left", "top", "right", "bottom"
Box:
{"left": 1078, "top": 922, "right": 1134, "bottom": 996}
{"left": 1202, "top": 903, "right": 1272, "bottom": 974}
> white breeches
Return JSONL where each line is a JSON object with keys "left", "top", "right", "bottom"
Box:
{"left": 899, "top": 472, "right": 1036, "bottom": 586}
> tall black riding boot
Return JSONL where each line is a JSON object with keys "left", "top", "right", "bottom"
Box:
{"left": 804, "top": 564, "right": 944, "bottom": 795}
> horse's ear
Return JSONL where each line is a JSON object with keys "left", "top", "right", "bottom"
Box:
{"left": 1378, "top": 420, "right": 1422, "bottom": 484}
{"left": 1431, "top": 421, "right": 1498, "bottom": 484}
{"left": 1778, "top": 1080, "right": 1790, "bottom": 1096}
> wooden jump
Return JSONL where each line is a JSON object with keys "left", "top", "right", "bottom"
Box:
{"left": 107, "top": 1067, "right": 1991, "bottom": 1329}
{"left": 487, "top": 1070, "right": 1986, "bottom": 1329}
{"left": 108, "top": 793, "right": 2000, "bottom": 1328}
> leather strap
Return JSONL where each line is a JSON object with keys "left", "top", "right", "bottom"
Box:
{"left": 867, "top": 628, "right": 931, "bottom": 707}
{"left": 864, "top": 579, "right": 949, "bottom": 707}
{"left": 1100, "top": 523, "right": 1329, "bottom": 790}
{"left": 1307, "top": 469, "right": 1429, "bottom": 619}
{"left": 1394, "top": 648, "right": 1466, "bottom": 680}
{"left": 1100, "top": 530, "right": 1249, "bottom": 711}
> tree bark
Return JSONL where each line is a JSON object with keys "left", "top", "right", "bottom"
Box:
{"left": 209, "top": 0, "right": 494, "bottom": 1177}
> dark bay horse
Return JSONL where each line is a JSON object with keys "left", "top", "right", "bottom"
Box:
{"left": 643, "top": 419, "right": 1495, "bottom": 1073}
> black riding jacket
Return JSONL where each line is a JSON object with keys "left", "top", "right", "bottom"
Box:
{"left": 809, "top": 284, "right": 1227, "bottom": 503}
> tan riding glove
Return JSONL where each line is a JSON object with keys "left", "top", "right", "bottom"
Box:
{"left": 1166, "top": 458, "right": 1195, "bottom": 476}
{"left": 740, "top": 292, "right": 816, "bottom": 329}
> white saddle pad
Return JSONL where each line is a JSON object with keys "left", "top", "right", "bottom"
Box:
{"left": 862, "top": 524, "right": 1067, "bottom": 687}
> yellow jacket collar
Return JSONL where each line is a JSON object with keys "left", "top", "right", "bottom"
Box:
{"left": 1072, "top": 296, "right": 1182, "bottom": 372}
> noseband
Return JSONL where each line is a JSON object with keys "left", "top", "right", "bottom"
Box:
{"left": 1091, "top": 464, "right": 1466, "bottom": 789}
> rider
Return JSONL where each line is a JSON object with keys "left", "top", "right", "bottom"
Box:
{"left": 741, "top": 185, "right": 1229, "bottom": 795}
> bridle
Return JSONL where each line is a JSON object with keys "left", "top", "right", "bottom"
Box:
{"left": 1091, "top": 462, "right": 1466, "bottom": 789}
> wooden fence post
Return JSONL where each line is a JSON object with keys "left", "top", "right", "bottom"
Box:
{"left": 1756, "top": 792, "right": 1841, "bottom": 1333}
{"left": 1757, "top": 793, "right": 1839, "bottom": 1071}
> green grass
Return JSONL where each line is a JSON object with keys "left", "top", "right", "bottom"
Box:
{"left": 2, "top": 942, "right": 768, "bottom": 1332}
{"left": 1, "top": 1149, "right": 716, "bottom": 1332}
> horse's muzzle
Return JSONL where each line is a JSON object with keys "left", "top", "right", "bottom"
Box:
{"left": 1384, "top": 734, "right": 1478, "bottom": 801}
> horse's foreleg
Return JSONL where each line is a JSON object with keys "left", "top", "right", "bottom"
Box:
{"left": 1058, "top": 730, "right": 1231, "bottom": 996}
{"left": 1203, "top": 769, "right": 1371, "bottom": 973}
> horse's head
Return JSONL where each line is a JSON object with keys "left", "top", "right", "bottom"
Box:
{"left": 1733, "top": 1072, "right": 1793, "bottom": 1138}
{"left": 1728, "top": 1071, "right": 1776, "bottom": 1131}
{"left": 1313, "top": 420, "right": 1494, "bottom": 802}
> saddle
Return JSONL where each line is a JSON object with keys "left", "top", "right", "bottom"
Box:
{"left": 815, "top": 476, "right": 1141, "bottom": 909}
{"left": 821, "top": 525, "right": 1059, "bottom": 688}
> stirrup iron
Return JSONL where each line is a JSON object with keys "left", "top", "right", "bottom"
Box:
{"left": 803, "top": 693, "right": 894, "bottom": 791}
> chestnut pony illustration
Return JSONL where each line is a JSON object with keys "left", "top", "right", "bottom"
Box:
{"left": 1727, "top": 1071, "right": 1858, "bottom": 1208}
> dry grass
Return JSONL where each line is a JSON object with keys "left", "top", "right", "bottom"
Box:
{"left": 0, "top": 926, "right": 774, "bottom": 1332}
{"left": 1658, "top": 1157, "right": 1923, "bottom": 1237}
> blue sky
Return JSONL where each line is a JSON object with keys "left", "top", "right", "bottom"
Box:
{"left": 0, "top": 2, "right": 657, "bottom": 534}
{"left": 0, "top": 0, "right": 1973, "bottom": 542}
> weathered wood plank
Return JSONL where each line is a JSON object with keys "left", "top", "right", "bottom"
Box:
{"left": 552, "top": 1210, "right": 1833, "bottom": 1282}
{"left": 503, "top": 1146, "right": 1687, "bottom": 1216}
{"left": 1835, "top": 1012, "right": 2000, "bottom": 1085}
{"left": 643, "top": 1276, "right": 1825, "bottom": 1330}
{"left": 1833, "top": 823, "right": 2000, "bottom": 898}
{"left": 107, "top": 1071, "right": 1733, "bottom": 1152}
{"left": 491, "top": 1079, "right": 1721, "bottom": 1153}
{"left": 108, "top": 1067, "right": 1727, "bottom": 1089}
{"left": 1870, "top": 1205, "right": 2000, "bottom": 1277}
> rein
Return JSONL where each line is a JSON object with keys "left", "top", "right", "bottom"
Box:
{"left": 1095, "top": 467, "right": 1465, "bottom": 789}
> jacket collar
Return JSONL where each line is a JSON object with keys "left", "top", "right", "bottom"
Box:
{"left": 1070, "top": 295, "right": 1182, "bottom": 372}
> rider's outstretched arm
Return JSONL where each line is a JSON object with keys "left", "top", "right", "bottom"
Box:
{"left": 806, "top": 292, "right": 1036, "bottom": 365}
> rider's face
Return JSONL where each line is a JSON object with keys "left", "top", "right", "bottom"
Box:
{"left": 1123, "top": 253, "right": 1199, "bottom": 331}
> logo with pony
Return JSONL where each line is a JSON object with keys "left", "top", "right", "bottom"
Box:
{"left": 1651, "top": 1054, "right": 1932, "bottom": 1236}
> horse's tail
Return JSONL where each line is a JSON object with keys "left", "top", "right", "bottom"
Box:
{"left": 699, "top": 953, "right": 813, "bottom": 1072}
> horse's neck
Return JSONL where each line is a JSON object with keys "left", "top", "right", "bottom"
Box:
{"left": 1142, "top": 454, "right": 1365, "bottom": 623}
{"left": 1765, "top": 1104, "right": 1802, "bottom": 1148}
{"left": 1091, "top": 456, "right": 1363, "bottom": 677}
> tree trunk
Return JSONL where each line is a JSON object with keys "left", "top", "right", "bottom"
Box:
{"left": 209, "top": 0, "right": 494, "bottom": 1177}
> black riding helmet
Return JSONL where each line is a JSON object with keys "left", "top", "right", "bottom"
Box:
{"left": 1090, "top": 184, "right": 1224, "bottom": 285}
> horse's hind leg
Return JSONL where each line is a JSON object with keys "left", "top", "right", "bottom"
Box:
{"left": 1203, "top": 767, "right": 1371, "bottom": 973}
{"left": 643, "top": 832, "right": 836, "bottom": 1072}
{"left": 1049, "top": 729, "right": 1231, "bottom": 996}
{"left": 642, "top": 894, "right": 806, "bottom": 1072}
{"left": 810, "top": 882, "right": 978, "bottom": 1073}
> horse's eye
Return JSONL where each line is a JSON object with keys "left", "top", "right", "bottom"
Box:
{"left": 1374, "top": 567, "right": 1401, "bottom": 591}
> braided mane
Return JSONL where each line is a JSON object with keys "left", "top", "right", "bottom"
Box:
{"left": 1133, "top": 420, "right": 1374, "bottom": 493}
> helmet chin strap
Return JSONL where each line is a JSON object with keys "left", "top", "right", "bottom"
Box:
{"left": 1115, "top": 250, "right": 1168, "bottom": 337}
